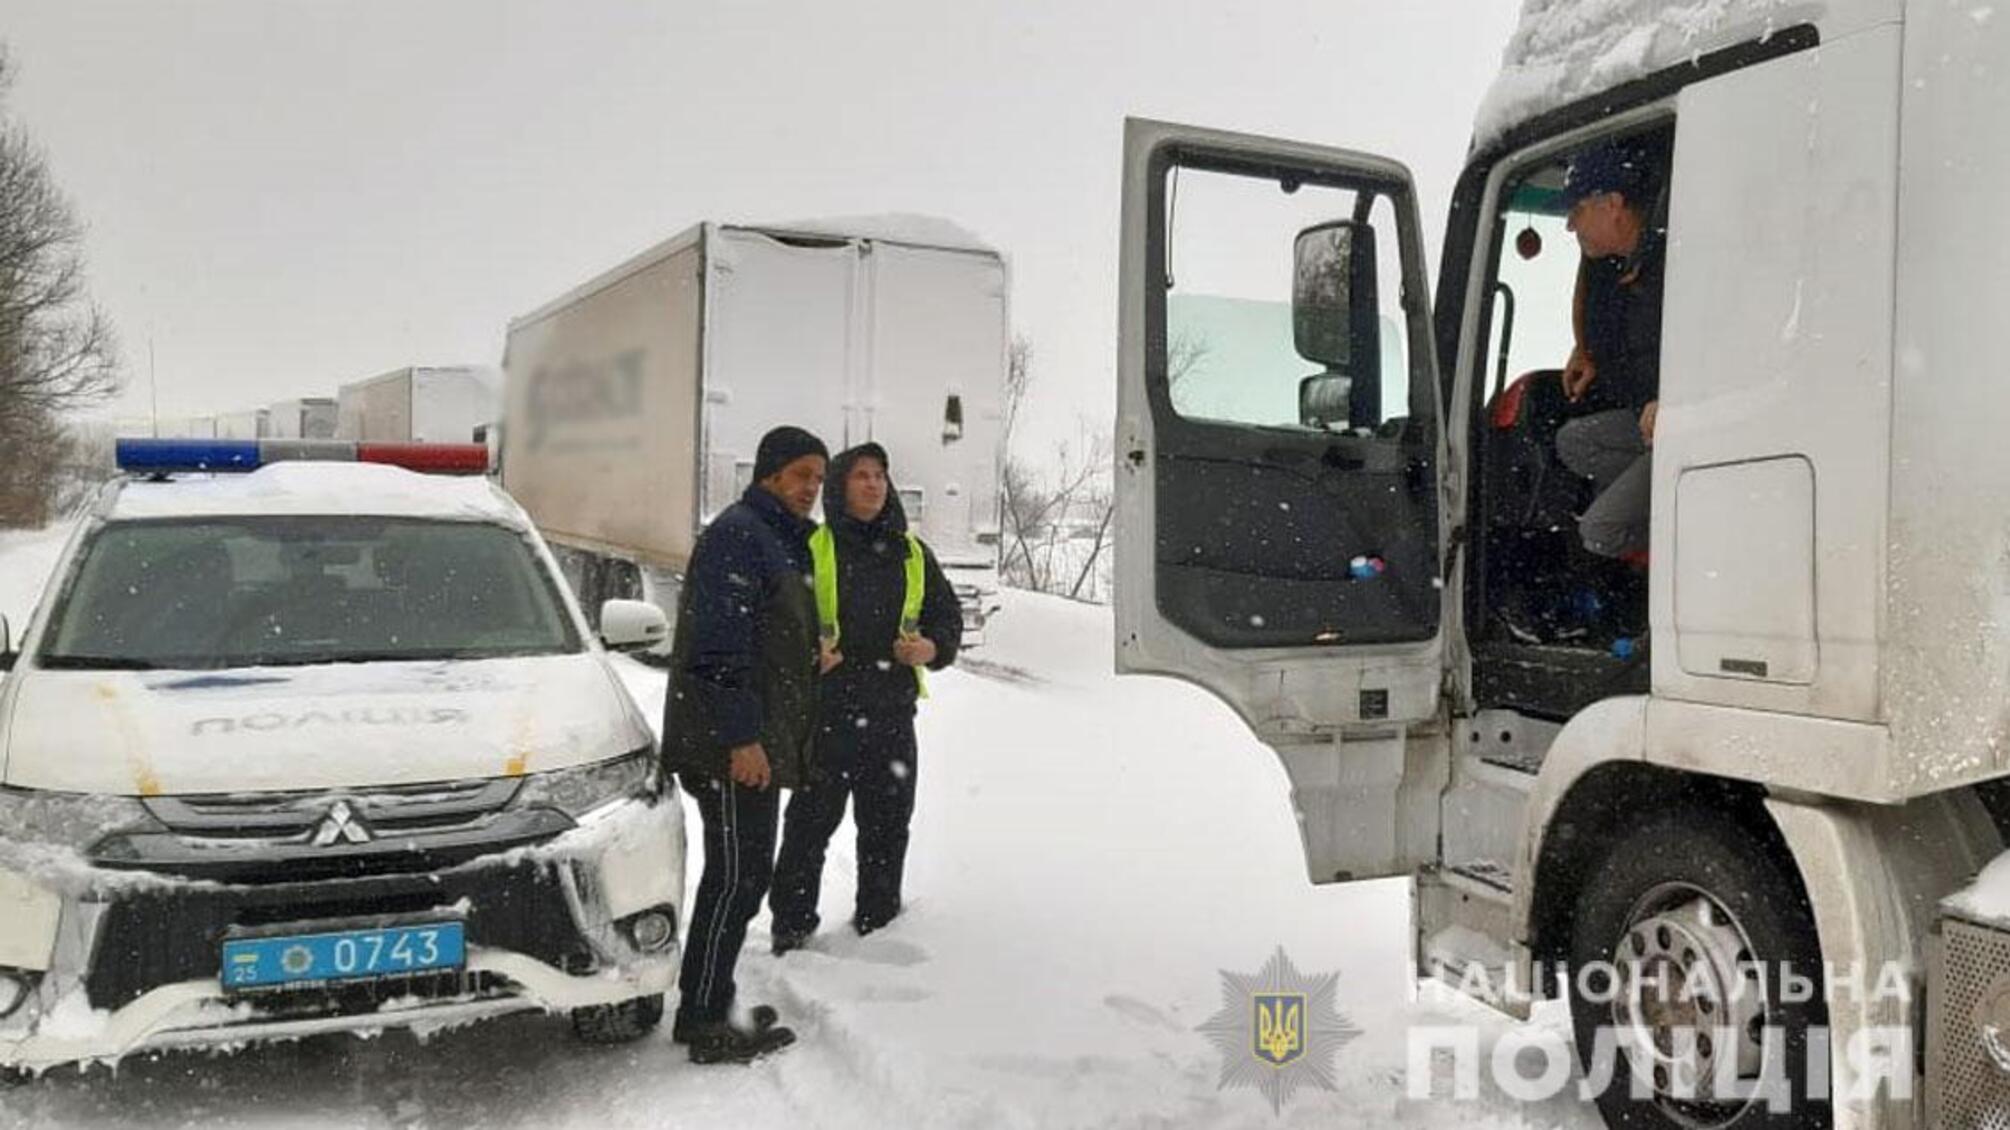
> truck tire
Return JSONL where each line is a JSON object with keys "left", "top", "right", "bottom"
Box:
{"left": 570, "top": 993, "right": 664, "bottom": 1045}
{"left": 1565, "top": 806, "right": 1829, "bottom": 1128}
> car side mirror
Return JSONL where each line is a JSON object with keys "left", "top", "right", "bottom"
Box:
{"left": 0, "top": 615, "right": 14, "bottom": 672}
{"left": 599, "top": 599, "right": 669, "bottom": 652}
{"left": 1294, "top": 220, "right": 1383, "bottom": 430}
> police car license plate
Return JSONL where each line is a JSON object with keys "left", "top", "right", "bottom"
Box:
{"left": 221, "top": 922, "right": 466, "bottom": 990}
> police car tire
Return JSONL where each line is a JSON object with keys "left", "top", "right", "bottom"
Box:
{"left": 1565, "top": 806, "right": 1829, "bottom": 1129}
{"left": 570, "top": 993, "right": 665, "bottom": 1044}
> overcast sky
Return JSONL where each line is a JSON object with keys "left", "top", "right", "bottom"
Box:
{"left": 1, "top": 0, "right": 1518, "bottom": 449}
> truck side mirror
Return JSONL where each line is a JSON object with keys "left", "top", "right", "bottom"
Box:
{"left": 1294, "top": 220, "right": 1383, "bottom": 430}
{"left": 599, "top": 599, "right": 669, "bottom": 652}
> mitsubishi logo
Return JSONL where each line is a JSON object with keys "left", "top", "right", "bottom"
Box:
{"left": 311, "top": 800, "right": 373, "bottom": 846}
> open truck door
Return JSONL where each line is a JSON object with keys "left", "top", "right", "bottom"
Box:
{"left": 1114, "top": 119, "right": 1452, "bottom": 883}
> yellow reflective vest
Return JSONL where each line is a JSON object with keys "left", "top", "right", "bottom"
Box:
{"left": 808, "top": 524, "right": 928, "bottom": 697}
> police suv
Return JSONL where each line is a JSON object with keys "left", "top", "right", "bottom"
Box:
{"left": 0, "top": 439, "right": 682, "bottom": 1078}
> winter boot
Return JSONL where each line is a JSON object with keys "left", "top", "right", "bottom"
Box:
{"left": 674, "top": 1003, "right": 778, "bottom": 1045}
{"left": 685, "top": 1011, "right": 796, "bottom": 1065}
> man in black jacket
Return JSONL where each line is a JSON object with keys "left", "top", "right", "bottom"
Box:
{"left": 769, "top": 442, "right": 961, "bottom": 953}
{"left": 661, "top": 424, "right": 826, "bottom": 1064}
{"left": 1555, "top": 140, "right": 1666, "bottom": 559}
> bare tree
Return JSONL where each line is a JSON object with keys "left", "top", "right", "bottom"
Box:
{"left": 0, "top": 47, "right": 120, "bottom": 525}
{"left": 1164, "top": 330, "right": 1211, "bottom": 413}
{"left": 1064, "top": 430, "right": 1115, "bottom": 601}
{"left": 1001, "top": 417, "right": 1111, "bottom": 602}
{"left": 998, "top": 333, "right": 1209, "bottom": 603}
{"left": 1001, "top": 334, "right": 1032, "bottom": 452}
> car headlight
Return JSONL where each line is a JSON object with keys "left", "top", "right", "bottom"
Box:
{"left": 0, "top": 787, "right": 154, "bottom": 852}
{"left": 515, "top": 748, "right": 657, "bottom": 819}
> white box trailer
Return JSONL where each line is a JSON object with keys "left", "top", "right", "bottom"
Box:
{"left": 265, "top": 397, "right": 338, "bottom": 439}
{"left": 1115, "top": 1, "right": 2010, "bottom": 1124}
{"left": 336, "top": 366, "right": 499, "bottom": 444}
{"left": 214, "top": 409, "right": 268, "bottom": 439}
{"left": 500, "top": 219, "right": 1008, "bottom": 649}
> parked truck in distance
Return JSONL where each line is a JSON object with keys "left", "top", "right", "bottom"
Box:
{"left": 266, "top": 396, "right": 339, "bottom": 439}
{"left": 337, "top": 366, "right": 499, "bottom": 444}
{"left": 500, "top": 218, "right": 1008, "bottom": 656}
{"left": 215, "top": 409, "right": 267, "bottom": 440}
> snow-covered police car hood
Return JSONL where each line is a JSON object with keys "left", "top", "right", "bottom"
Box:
{"left": 0, "top": 653, "right": 652, "bottom": 795}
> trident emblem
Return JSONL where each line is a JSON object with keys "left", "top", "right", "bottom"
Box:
{"left": 1253, "top": 993, "right": 1305, "bottom": 1067}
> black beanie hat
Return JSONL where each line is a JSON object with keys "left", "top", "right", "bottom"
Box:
{"left": 752, "top": 425, "right": 829, "bottom": 483}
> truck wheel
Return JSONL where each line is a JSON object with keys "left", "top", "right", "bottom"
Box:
{"left": 570, "top": 993, "right": 664, "bottom": 1045}
{"left": 1566, "top": 807, "right": 1829, "bottom": 1128}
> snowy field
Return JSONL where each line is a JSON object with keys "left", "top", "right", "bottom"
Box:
{"left": 0, "top": 525, "right": 1598, "bottom": 1129}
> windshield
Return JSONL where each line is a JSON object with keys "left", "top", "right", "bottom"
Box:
{"left": 40, "top": 517, "right": 581, "bottom": 670}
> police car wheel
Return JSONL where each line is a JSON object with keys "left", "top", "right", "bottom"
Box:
{"left": 570, "top": 993, "right": 665, "bottom": 1044}
{"left": 1565, "top": 806, "right": 1829, "bottom": 1129}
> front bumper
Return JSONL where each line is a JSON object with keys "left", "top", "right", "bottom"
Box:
{"left": 0, "top": 795, "right": 683, "bottom": 1073}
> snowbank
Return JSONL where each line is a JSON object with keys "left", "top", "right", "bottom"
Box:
{"left": 1474, "top": 0, "right": 1813, "bottom": 146}
{"left": 0, "top": 522, "right": 74, "bottom": 638}
{"left": 1946, "top": 849, "right": 2010, "bottom": 927}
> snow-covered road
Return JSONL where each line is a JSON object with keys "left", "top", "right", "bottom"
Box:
{"left": 0, "top": 528, "right": 1599, "bottom": 1129}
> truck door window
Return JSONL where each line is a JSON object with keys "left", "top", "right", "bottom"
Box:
{"left": 1485, "top": 208, "right": 1579, "bottom": 403}
{"left": 1142, "top": 148, "right": 1441, "bottom": 649}
{"left": 1163, "top": 169, "right": 1413, "bottom": 435}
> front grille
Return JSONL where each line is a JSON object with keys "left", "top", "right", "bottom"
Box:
{"left": 145, "top": 778, "right": 520, "bottom": 838}
{"left": 1930, "top": 915, "right": 2010, "bottom": 1127}
{"left": 91, "top": 807, "right": 573, "bottom": 883}
{"left": 83, "top": 860, "right": 591, "bottom": 1009}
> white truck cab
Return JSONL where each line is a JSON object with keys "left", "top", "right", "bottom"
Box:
{"left": 1116, "top": 2, "right": 2010, "bottom": 1125}
{"left": 0, "top": 439, "right": 681, "bottom": 1078}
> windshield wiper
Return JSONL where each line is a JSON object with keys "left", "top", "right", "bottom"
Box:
{"left": 38, "top": 656, "right": 164, "bottom": 671}
{"left": 234, "top": 651, "right": 470, "bottom": 668}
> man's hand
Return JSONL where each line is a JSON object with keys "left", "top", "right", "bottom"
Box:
{"left": 893, "top": 634, "right": 937, "bottom": 668}
{"left": 819, "top": 639, "right": 843, "bottom": 674}
{"left": 1563, "top": 345, "right": 1598, "bottom": 402}
{"left": 728, "top": 742, "right": 772, "bottom": 790}
{"left": 1639, "top": 400, "right": 1660, "bottom": 445}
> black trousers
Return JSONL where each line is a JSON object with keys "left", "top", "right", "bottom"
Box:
{"left": 675, "top": 772, "right": 780, "bottom": 1026}
{"left": 769, "top": 709, "right": 919, "bottom": 937}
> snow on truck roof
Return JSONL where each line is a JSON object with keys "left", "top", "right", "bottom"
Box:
{"left": 751, "top": 213, "right": 998, "bottom": 255}
{"left": 1474, "top": 0, "right": 1846, "bottom": 146}
{"left": 103, "top": 462, "right": 527, "bottom": 525}
{"left": 508, "top": 215, "right": 1000, "bottom": 331}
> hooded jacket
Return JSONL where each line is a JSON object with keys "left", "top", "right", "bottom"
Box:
{"left": 661, "top": 484, "right": 821, "bottom": 788}
{"left": 818, "top": 444, "right": 963, "bottom": 719}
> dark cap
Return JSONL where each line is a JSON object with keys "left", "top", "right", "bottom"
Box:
{"left": 752, "top": 425, "right": 829, "bottom": 483}
{"left": 1561, "top": 142, "right": 1651, "bottom": 211}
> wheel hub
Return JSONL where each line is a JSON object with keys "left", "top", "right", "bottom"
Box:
{"left": 1609, "top": 890, "right": 1770, "bottom": 1123}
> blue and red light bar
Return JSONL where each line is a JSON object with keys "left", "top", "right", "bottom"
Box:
{"left": 115, "top": 438, "right": 491, "bottom": 476}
